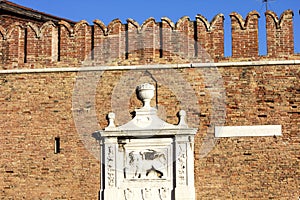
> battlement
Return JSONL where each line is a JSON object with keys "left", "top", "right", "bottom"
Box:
{"left": 0, "top": 9, "right": 299, "bottom": 69}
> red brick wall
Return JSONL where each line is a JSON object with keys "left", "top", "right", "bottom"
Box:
{"left": 0, "top": 9, "right": 298, "bottom": 69}
{"left": 0, "top": 9, "right": 299, "bottom": 199}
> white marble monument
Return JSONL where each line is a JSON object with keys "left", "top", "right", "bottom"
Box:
{"left": 98, "top": 83, "right": 197, "bottom": 200}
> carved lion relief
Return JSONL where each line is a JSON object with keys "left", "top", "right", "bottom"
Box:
{"left": 125, "top": 149, "right": 167, "bottom": 179}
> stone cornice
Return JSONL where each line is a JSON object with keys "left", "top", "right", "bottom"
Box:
{"left": 0, "top": 60, "right": 299, "bottom": 74}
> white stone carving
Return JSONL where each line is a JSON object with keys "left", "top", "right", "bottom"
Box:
{"left": 137, "top": 83, "right": 155, "bottom": 109}
{"left": 106, "top": 145, "right": 115, "bottom": 187}
{"left": 124, "top": 188, "right": 134, "bottom": 200}
{"left": 125, "top": 150, "right": 167, "bottom": 179}
{"left": 99, "top": 83, "right": 197, "bottom": 200}
{"left": 142, "top": 188, "right": 153, "bottom": 200}
{"left": 159, "top": 187, "right": 169, "bottom": 200}
{"left": 107, "top": 112, "right": 116, "bottom": 128}
{"left": 177, "top": 144, "right": 187, "bottom": 185}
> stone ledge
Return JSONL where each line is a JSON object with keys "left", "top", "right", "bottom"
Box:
{"left": 0, "top": 60, "right": 299, "bottom": 74}
{"left": 215, "top": 125, "right": 282, "bottom": 137}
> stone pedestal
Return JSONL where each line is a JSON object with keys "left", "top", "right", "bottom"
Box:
{"left": 98, "top": 83, "right": 197, "bottom": 200}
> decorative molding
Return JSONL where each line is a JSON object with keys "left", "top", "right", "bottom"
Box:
{"left": 0, "top": 60, "right": 299, "bottom": 74}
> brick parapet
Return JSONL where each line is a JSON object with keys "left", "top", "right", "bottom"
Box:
{"left": 195, "top": 13, "right": 225, "bottom": 61}
{"left": 0, "top": 10, "right": 298, "bottom": 69}
{"left": 265, "top": 10, "right": 294, "bottom": 57}
{"left": 230, "top": 11, "right": 260, "bottom": 59}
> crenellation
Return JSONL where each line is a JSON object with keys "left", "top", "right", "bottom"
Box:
{"left": 58, "top": 21, "right": 77, "bottom": 63}
{"left": 106, "top": 19, "right": 125, "bottom": 63}
{"left": 58, "top": 20, "right": 74, "bottom": 37}
{"left": 140, "top": 18, "right": 160, "bottom": 62}
{"left": 174, "top": 16, "right": 194, "bottom": 60}
{"left": 93, "top": 19, "right": 107, "bottom": 35}
{"left": 195, "top": 13, "right": 225, "bottom": 32}
{"left": 230, "top": 11, "right": 260, "bottom": 58}
{"left": 195, "top": 13, "right": 224, "bottom": 61}
{"left": 161, "top": 17, "right": 175, "bottom": 30}
{"left": 0, "top": 25, "right": 6, "bottom": 40}
{"left": 229, "top": 11, "right": 260, "bottom": 30}
{"left": 93, "top": 20, "right": 107, "bottom": 64}
{"left": 0, "top": 10, "right": 298, "bottom": 69}
{"left": 26, "top": 25, "right": 39, "bottom": 63}
{"left": 141, "top": 17, "right": 156, "bottom": 31}
{"left": 107, "top": 18, "right": 124, "bottom": 35}
{"left": 127, "top": 18, "right": 141, "bottom": 61}
{"left": 161, "top": 17, "right": 174, "bottom": 60}
{"left": 265, "top": 10, "right": 294, "bottom": 57}
{"left": 74, "top": 20, "right": 92, "bottom": 62}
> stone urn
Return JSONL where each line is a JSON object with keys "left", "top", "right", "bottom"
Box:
{"left": 137, "top": 83, "right": 155, "bottom": 109}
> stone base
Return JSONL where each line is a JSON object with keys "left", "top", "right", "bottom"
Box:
{"left": 174, "top": 186, "right": 195, "bottom": 200}
{"left": 100, "top": 189, "right": 121, "bottom": 200}
{"left": 101, "top": 187, "right": 172, "bottom": 200}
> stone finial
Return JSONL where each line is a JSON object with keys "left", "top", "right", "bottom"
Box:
{"left": 137, "top": 83, "right": 155, "bottom": 109}
{"left": 107, "top": 112, "right": 116, "bottom": 128}
{"left": 178, "top": 110, "right": 187, "bottom": 126}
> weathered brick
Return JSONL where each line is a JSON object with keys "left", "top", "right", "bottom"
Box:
{"left": 0, "top": 1, "right": 299, "bottom": 199}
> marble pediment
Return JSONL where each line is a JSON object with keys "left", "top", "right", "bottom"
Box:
{"left": 101, "top": 83, "right": 196, "bottom": 137}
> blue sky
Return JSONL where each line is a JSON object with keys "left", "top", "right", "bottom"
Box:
{"left": 11, "top": 0, "right": 300, "bottom": 55}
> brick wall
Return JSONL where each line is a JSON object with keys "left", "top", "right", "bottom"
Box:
{"left": 0, "top": 7, "right": 299, "bottom": 199}
{"left": 0, "top": 9, "right": 299, "bottom": 68}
